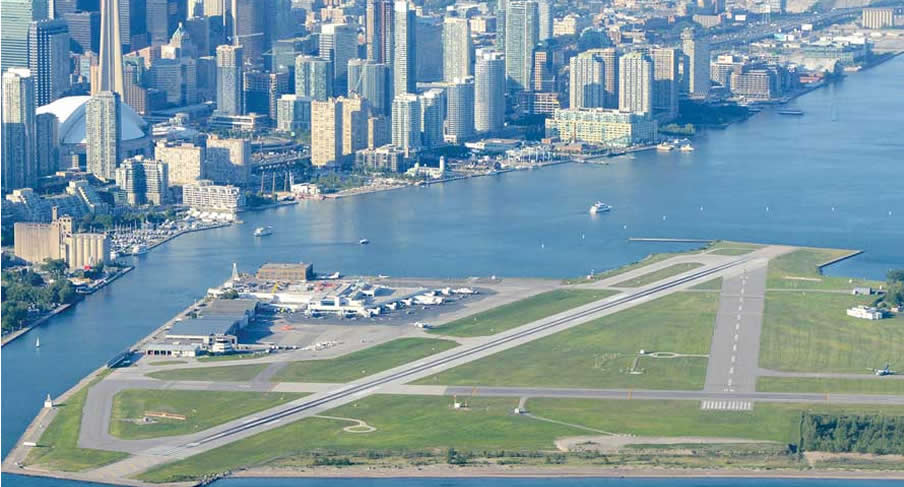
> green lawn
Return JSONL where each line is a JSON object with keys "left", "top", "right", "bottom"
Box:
{"left": 137, "top": 395, "right": 583, "bottom": 483}
{"left": 759, "top": 291, "right": 904, "bottom": 373}
{"left": 690, "top": 277, "right": 723, "bottom": 290}
{"left": 766, "top": 248, "right": 881, "bottom": 290}
{"left": 414, "top": 291, "right": 718, "bottom": 390}
{"left": 147, "top": 364, "right": 268, "bottom": 382}
{"left": 197, "top": 351, "right": 271, "bottom": 362}
{"left": 757, "top": 377, "right": 904, "bottom": 395}
{"left": 272, "top": 338, "right": 458, "bottom": 383}
{"left": 709, "top": 248, "right": 755, "bottom": 256}
{"left": 26, "top": 373, "right": 129, "bottom": 471}
{"left": 110, "top": 390, "right": 303, "bottom": 439}
{"left": 613, "top": 263, "right": 704, "bottom": 288}
{"left": 428, "top": 289, "right": 618, "bottom": 337}
{"left": 529, "top": 399, "right": 904, "bottom": 445}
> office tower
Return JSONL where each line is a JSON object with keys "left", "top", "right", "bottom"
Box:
{"left": 229, "top": 0, "right": 264, "bottom": 61}
{"left": 147, "top": 0, "right": 182, "bottom": 45}
{"left": 443, "top": 16, "right": 472, "bottom": 82}
{"left": 196, "top": 55, "right": 216, "bottom": 102}
{"left": 348, "top": 59, "right": 389, "bottom": 116}
{"left": 311, "top": 98, "right": 343, "bottom": 167}
{"left": 681, "top": 27, "right": 710, "bottom": 97}
{"left": 123, "top": 57, "right": 150, "bottom": 113}
{"left": 496, "top": 0, "right": 506, "bottom": 50}
{"left": 119, "top": 0, "right": 148, "bottom": 50}
{"left": 504, "top": 0, "right": 538, "bottom": 93}
{"left": 416, "top": 15, "right": 444, "bottom": 83}
{"left": 650, "top": 47, "right": 679, "bottom": 120}
{"left": 28, "top": 19, "right": 71, "bottom": 106}
{"left": 98, "top": 0, "right": 125, "bottom": 96}
{"left": 86, "top": 91, "right": 122, "bottom": 181}
{"left": 115, "top": 156, "right": 169, "bottom": 205}
{"left": 216, "top": 44, "right": 242, "bottom": 115}
{"left": 295, "top": 55, "right": 333, "bottom": 101}
{"left": 366, "top": 0, "right": 393, "bottom": 64}
{"left": 183, "top": 16, "right": 212, "bottom": 55}
{"left": 537, "top": 0, "right": 552, "bottom": 41}
{"left": 2, "top": 69, "right": 38, "bottom": 192}
{"left": 618, "top": 51, "right": 653, "bottom": 116}
{"left": 391, "top": 93, "right": 420, "bottom": 153}
{"left": 445, "top": 78, "right": 474, "bottom": 143}
{"left": 64, "top": 11, "right": 101, "bottom": 53}
{"left": 532, "top": 43, "right": 554, "bottom": 92}
{"left": 419, "top": 88, "right": 444, "bottom": 149}
{"left": 341, "top": 96, "right": 369, "bottom": 158}
{"left": 474, "top": 50, "right": 505, "bottom": 133}
{"left": 320, "top": 23, "right": 358, "bottom": 97}
{"left": 36, "top": 113, "right": 60, "bottom": 177}
{"left": 1, "top": 0, "right": 50, "bottom": 72}
{"left": 203, "top": 0, "right": 226, "bottom": 16}
{"left": 393, "top": 0, "right": 416, "bottom": 97}
{"left": 598, "top": 47, "right": 619, "bottom": 108}
{"left": 569, "top": 50, "right": 605, "bottom": 109}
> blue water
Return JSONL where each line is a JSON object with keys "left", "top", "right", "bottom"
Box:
{"left": 2, "top": 57, "right": 904, "bottom": 487}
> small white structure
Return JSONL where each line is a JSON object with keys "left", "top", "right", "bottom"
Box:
{"left": 847, "top": 305, "right": 884, "bottom": 320}
{"left": 851, "top": 287, "right": 873, "bottom": 296}
{"left": 43, "top": 394, "right": 54, "bottom": 408}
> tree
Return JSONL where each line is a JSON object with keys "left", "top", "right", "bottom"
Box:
{"left": 42, "top": 259, "right": 69, "bottom": 281}
{"left": 886, "top": 270, "right": 904, "bottom": 307}
{"left": 1, "top": 301, "right": 29, "bottom": 331}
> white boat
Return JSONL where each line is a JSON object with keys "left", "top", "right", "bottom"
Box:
{"left": 359, "top": 238, "right": 370, "bottom": 245}
{"left": 131, "top": 244, "right": 148, "bottom": 255}
{"left": 589, "top": 201, "right": 612, "bottom": 214}
{"left": 253, "top": 226, "right": 273, "bottom": 237}
{"left": 110, "top": 251, "right": 119, "bottom": 261}
{"left": 35, "top": 337, "right": 40, "bottom": 348}
{"left": 679, "top": 144, "right": 695, "bottom": 152}
{"left": 656, "top": 142, "right": 674, "bottom": 152}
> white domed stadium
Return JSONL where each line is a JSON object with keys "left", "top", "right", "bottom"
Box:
{"left": 37, "top": 95, "right": 153, "bottom": 164}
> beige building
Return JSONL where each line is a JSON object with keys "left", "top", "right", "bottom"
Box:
{"left": 862, "top": 8, "right": 894, "bottom": 29}
{"left": 341, "top": 96, "right": 369, "bottom": 158}
{"left": 14, "top": 208, "right": 111, "bottom": 270}
{"left": 205, "top": 136, "right": 250, "bottom": 185}
{"left": 311, "top": 99, "right": 343, "bottom": 167}
{"left": 545, "top": 108, "right": 658, "bottom": 147}
{"left": 155, "top": 141, "right": 205, "bottom": 186}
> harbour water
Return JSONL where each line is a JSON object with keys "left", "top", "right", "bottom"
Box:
{"left": 2, "top": 57, "right": 903, "bottom": 487}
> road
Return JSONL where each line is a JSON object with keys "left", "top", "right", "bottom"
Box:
{"left": 80, "top": 248, "right": 779, "bottom": 478}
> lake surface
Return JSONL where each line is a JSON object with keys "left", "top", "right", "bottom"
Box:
{"left": 2, "top": 56, "right": 903, "bottom": 487}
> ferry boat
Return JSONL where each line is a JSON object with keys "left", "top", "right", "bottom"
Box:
{"left": 359, "top": 238, "right": 370, "bottom": 245}
{"left": 253, "top": 226, "right": 273, "bottom": 237}
{"left": 679, "top": 144, "right": 695, "bottom": 152}
{"left": 656, "top": 142, "right": 675, "bottom": 152}
{"left": 777, "top": 109, "right": 804, "bottom": 116}
{"left": 589, "top": 201, "right": 612, "bottom": 214}
{"left": 131, "top": 244, "right": 148, "bottom": 255}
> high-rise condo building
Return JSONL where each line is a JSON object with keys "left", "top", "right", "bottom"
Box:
{"left": 216, "top": 44, "right": 243, "bottom": 115}
{"left": 443, "top": 16, "right": 472, "bottom": 82}
{"left": 650, "top": 47, "right": 679, "bottom": 121}
{"left": 348, "top": 59, "right": 390, "bottom": 116}
{"left": 28, "top": 19, "right": 71, "bottom": 107}
{"left": 1, "top": 0, "right": 50, "bottom": 72}
{"left": 295, "top": 55, "right": 333, "bottom": 101}
{"left": 86, "top": 90, "right": 122, "bottom": 181}
{"left": 537, "top": 0, "right": 552, "bottom": 41}
{"left": 2, "top": 68, "right": 38, "bottom": 192}
{"left": 474, "top": 50, "right": 505, "bottom": 133}
{"left": 681, "top": 27, "right": 710, "bottom": 97}
{"left": 341, "top": 96, "right": 370, "bottom": 158}
{"left": 504, "top": 0, "right": 539, "bottom": 93}
{"left": 311, "top": 98, "right": 343, "bottom": 167}
{"left": 569, "top": 50, "right": 606, "bottom": 109}
{"left": 230, "top": 0, "right": 265, "bottom": 61}
{"left": 115, "top": 155, "right": 169, "bottom": 205}
{"left": 618, "top": 51, "right": 653, "bottom": 116}
{"left": 444, "top": 78, "right": 475, "bottom": 143}
{"left": 366, "top": 0, "right": 394, "bottom": 64}
{"left": 419, "top": 88, "right": 445, "bottom": 149}
{"left": 391, "top": 93, "right": 421, "bottom": 153}
{"left": 320, "top": 23, "right": 359, "bottom": 97}
{"left": 393, "top": 0, "right": 416, "bottom": 97}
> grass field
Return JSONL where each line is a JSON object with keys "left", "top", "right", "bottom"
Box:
{"left": 147, "top": 363, "right": 268, "bottom": 382}
{"left": 709, "top": 248, "right": 755, "bottom": 256}
{"left": 137, "top": 395, "right": 581, "bottom": 482}
{"left": 428, "top": 289, "right": 618, "bottom": 337}
{"left": 25, "top": 373, "right": 129, "bottom": 471}
{"left": 110, "top": 390, "right": 303, "bottom": 439}
{"left": 414, "top": 291, "right": 718, "bottom": 390}
{"left": 198, "top": 351, "right": 271, "bottom": 362}
{"left": 528, "top": 399, "right": 904, "bottom": 445}
{"left": 137, "top": 394, "right": 904, "bottom": 483}
{"left": 272, "top": 338, "right": 458, "bottom": 383}
{"left": 766, "top": 248, "right": 882, "bottom": 290}
{"left": 613, "top": 263, "right": 703, "bottom": 288}
{"left": 757, "top": 377, "right": 904, "bottom": 395}
{"left": 690, "top": 277, "right": 723, "bottom": 290}
{"left": 759, "top": 291, "right": 904, "bottom": 373}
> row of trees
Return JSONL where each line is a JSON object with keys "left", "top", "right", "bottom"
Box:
{"left": 1, "top": 261, "right": 79, "bottom": 332}
{"left": 800, "top": 413, "right": 904, "bottom": 455}
{"left": 885, "top": 269, "right": 904, "bottom": 307}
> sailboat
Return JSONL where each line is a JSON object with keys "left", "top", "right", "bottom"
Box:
{"left": 35, "top": 337, "right": 41, "bottom": 348}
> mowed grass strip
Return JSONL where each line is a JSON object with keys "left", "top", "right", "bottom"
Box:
{"left": 414, "top": 291, "right": 718, "bottom": 390}
{"left": 613, "top": 263, "right": 704, "bottom": 288}
{"left": 136, "top": 395, "right": 583, "bottom": 483}
{"left": 147, "top": 363, "right": 267, "bottom": 382}
{"left": 709, "top": 248, "right": 755, "bottom": 256}
{"left": 272, "top": 338, "right": 458, "bottom": 383}
{"left": 26, "top": 373, "right": 129, "bottom": 471}
{"left": 110, "top": 390, "right": 303, "bottom": 440}
{"left": 429, "top": 289, "right": 618, "bottom": 337}
{"left": 766, "top": 248, "right": 881, "bottom": 290}
{"left": 690, "top": 277, "right": 723, "bottom": 291}
{"left": 528, "top": 399, "right": 904, "bottom": 445}
{"left": 759, "top": 291, "right": 904, "bottom": 373}
{"left": 757, "top": 377, "right": 904, "bottom": 395}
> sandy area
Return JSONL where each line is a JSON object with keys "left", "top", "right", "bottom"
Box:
{"left": 555, "top": 435, "right": 774, "bottom": 453}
